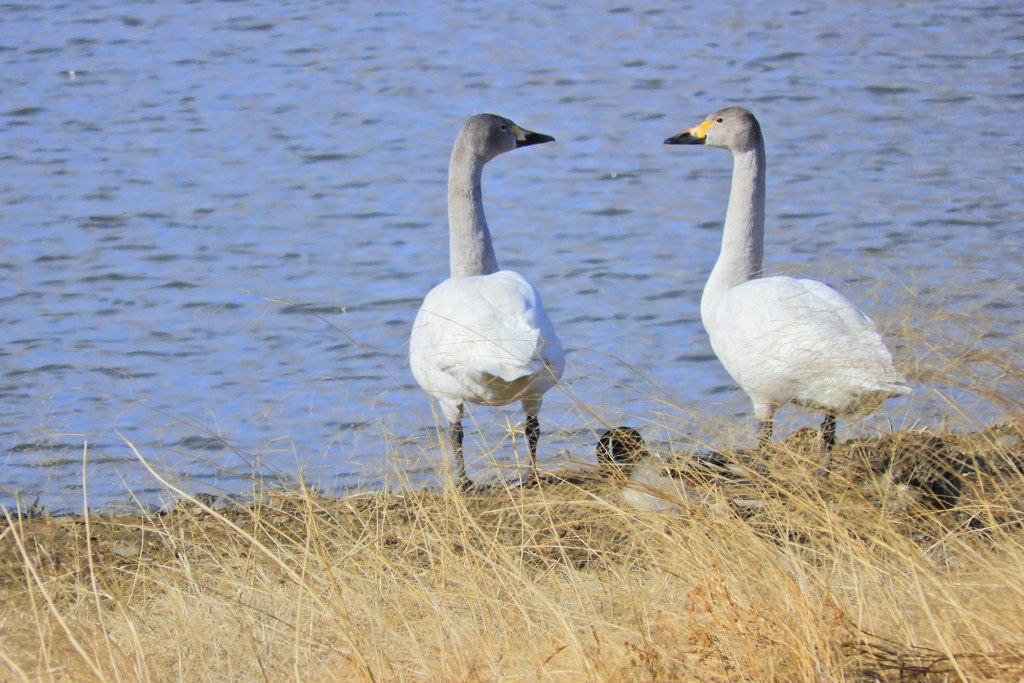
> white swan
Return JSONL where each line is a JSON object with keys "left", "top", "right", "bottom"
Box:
{"left": 410, "top": 114, "right": 565, "bottom": 488}
{"left": 664, "top": 106, "right": 910, "bottom": 474}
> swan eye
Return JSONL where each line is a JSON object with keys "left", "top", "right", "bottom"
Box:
{"left": 500, "top": 124, "right": 508, "bottom": 130}
{"left": 715, "top": 117, "right": 724, "bottom": 123}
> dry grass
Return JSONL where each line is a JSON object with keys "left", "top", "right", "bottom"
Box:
{"left": 2, "top": 418, "right": 1024, "bottom": 681}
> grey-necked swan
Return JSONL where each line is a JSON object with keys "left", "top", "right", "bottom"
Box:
{"left": 664, "top": 106, "right": 909, "bottom": 474}
{"left": 410, "top": 114, "right": 565, "bottom": 488}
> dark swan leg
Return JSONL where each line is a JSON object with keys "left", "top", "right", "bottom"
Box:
{"left": 817, "top": 412, "right": 837, "bottom": 477}
{"left": 449, "top": 420, "right": 470, "bottom": 489}
{"left": 753, "top": 419, "right": 774, "bottom": 474}
{"left": 757, "top": 419, "right": 773, "bottom": 452}
{"left": 525, "top": 414, "right": 540, "bottom": 483}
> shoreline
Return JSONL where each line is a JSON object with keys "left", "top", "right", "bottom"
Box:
{"left": 3, "top": 422, "right": 1023, "bottom": 678}
{"left": 6, "top": 419, "right": 1022, "bottom": 522}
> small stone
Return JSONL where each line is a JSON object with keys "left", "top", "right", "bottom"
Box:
{"left": 112, "top": 543, "right": 143, "bottom": 558}
{"left": 212, "top": 491, "right": 266, "bottom": 511}
{"left": 97, "top": 500, "right": 161, "bottom": 518}
{"left": 995, "top": 433, "right": 1024, "bottom": 450}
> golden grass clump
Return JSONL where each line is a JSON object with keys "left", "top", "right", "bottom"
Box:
{"left": 3, "top": 416, "right": 1024, "bottom": 681}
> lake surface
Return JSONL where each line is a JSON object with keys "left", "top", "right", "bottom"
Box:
{"left": 2, "top": 1, "right": 1022, "bottom": 513}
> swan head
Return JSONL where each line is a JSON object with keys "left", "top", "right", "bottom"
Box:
{"left": 460, "top": 114, "right": 555, "bottom": 163}
{"left": 664, "top": 106, "right": 762, "bottom": 153}
{"left": 596, "top": 426, "right": 649, "bottom": 477}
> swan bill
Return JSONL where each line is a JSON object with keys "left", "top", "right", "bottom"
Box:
{"left": 665, "top": 119, "right": 714, "bottom": 145}
{"left": 516, "top": 129, "right": 555, "bottom": 148}
{"left": 664, "top": 130, "right": 705, "bottom": 145}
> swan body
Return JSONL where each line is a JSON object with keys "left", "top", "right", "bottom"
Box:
{"left": 664, "top": 107, "right": 909, "bottom": 472}
{"left": 410, "top": 114, "right": 564, "bottom": 487}
{"left": 411, "top": 270, "right": 562, "bottom": 422}
{"left": 704, "top": 275, "right": 905, "bottom": 417}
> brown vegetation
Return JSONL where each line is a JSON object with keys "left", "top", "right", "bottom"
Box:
{"left": 3, "top": 419, "right": 1024, "bottom": 681}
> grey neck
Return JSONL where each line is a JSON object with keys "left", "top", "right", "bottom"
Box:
{"left": 448, "top": 140, "right": 499, "bottom": 277}
{"left": 701, "top": 142, "right": 766, "bottom": 318}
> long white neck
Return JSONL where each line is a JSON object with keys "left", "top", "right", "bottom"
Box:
{"left": 701, "top": 142, "right": 766, "bottom": 320}
{"left": 448, "top": 139, "right": 499, "bottom": 277}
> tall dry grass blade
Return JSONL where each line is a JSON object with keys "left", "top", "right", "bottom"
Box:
{"left": 80, "top": 441, "right": 129, "bottom": 680}
{"left": 119, "top": 432, "right": 378, "bottom": 682}
{"left": 4, "top": 509, "right": 106, "bottom": 681}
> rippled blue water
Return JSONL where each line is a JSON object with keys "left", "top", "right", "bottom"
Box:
{"left": 2, "top": 1, "right": 1022, "bottom": 513}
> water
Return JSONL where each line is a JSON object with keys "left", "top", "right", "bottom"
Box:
{"left": 2, "top": 1, "right": 1022, "bottom": 513}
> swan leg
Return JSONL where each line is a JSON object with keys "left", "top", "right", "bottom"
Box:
{"left": 441, "top": 401, "right": 472, "bottom": 489}
{"left": 817, "top": 412, "right": 837, "bottom": 477}
{"left": 757, "top": 419, "right": 773, "bottom": 452}
{"left": 753, "top": 403, "right": 777, "bottom": 472}
{"left": 821, "top": 412, "right": 837, "bottom": 451}
{"left": 449, "top": 420, "right": 470, "bottom": 488}
{"left": 525, "top": 414, "right": 540, "bottom": 482}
